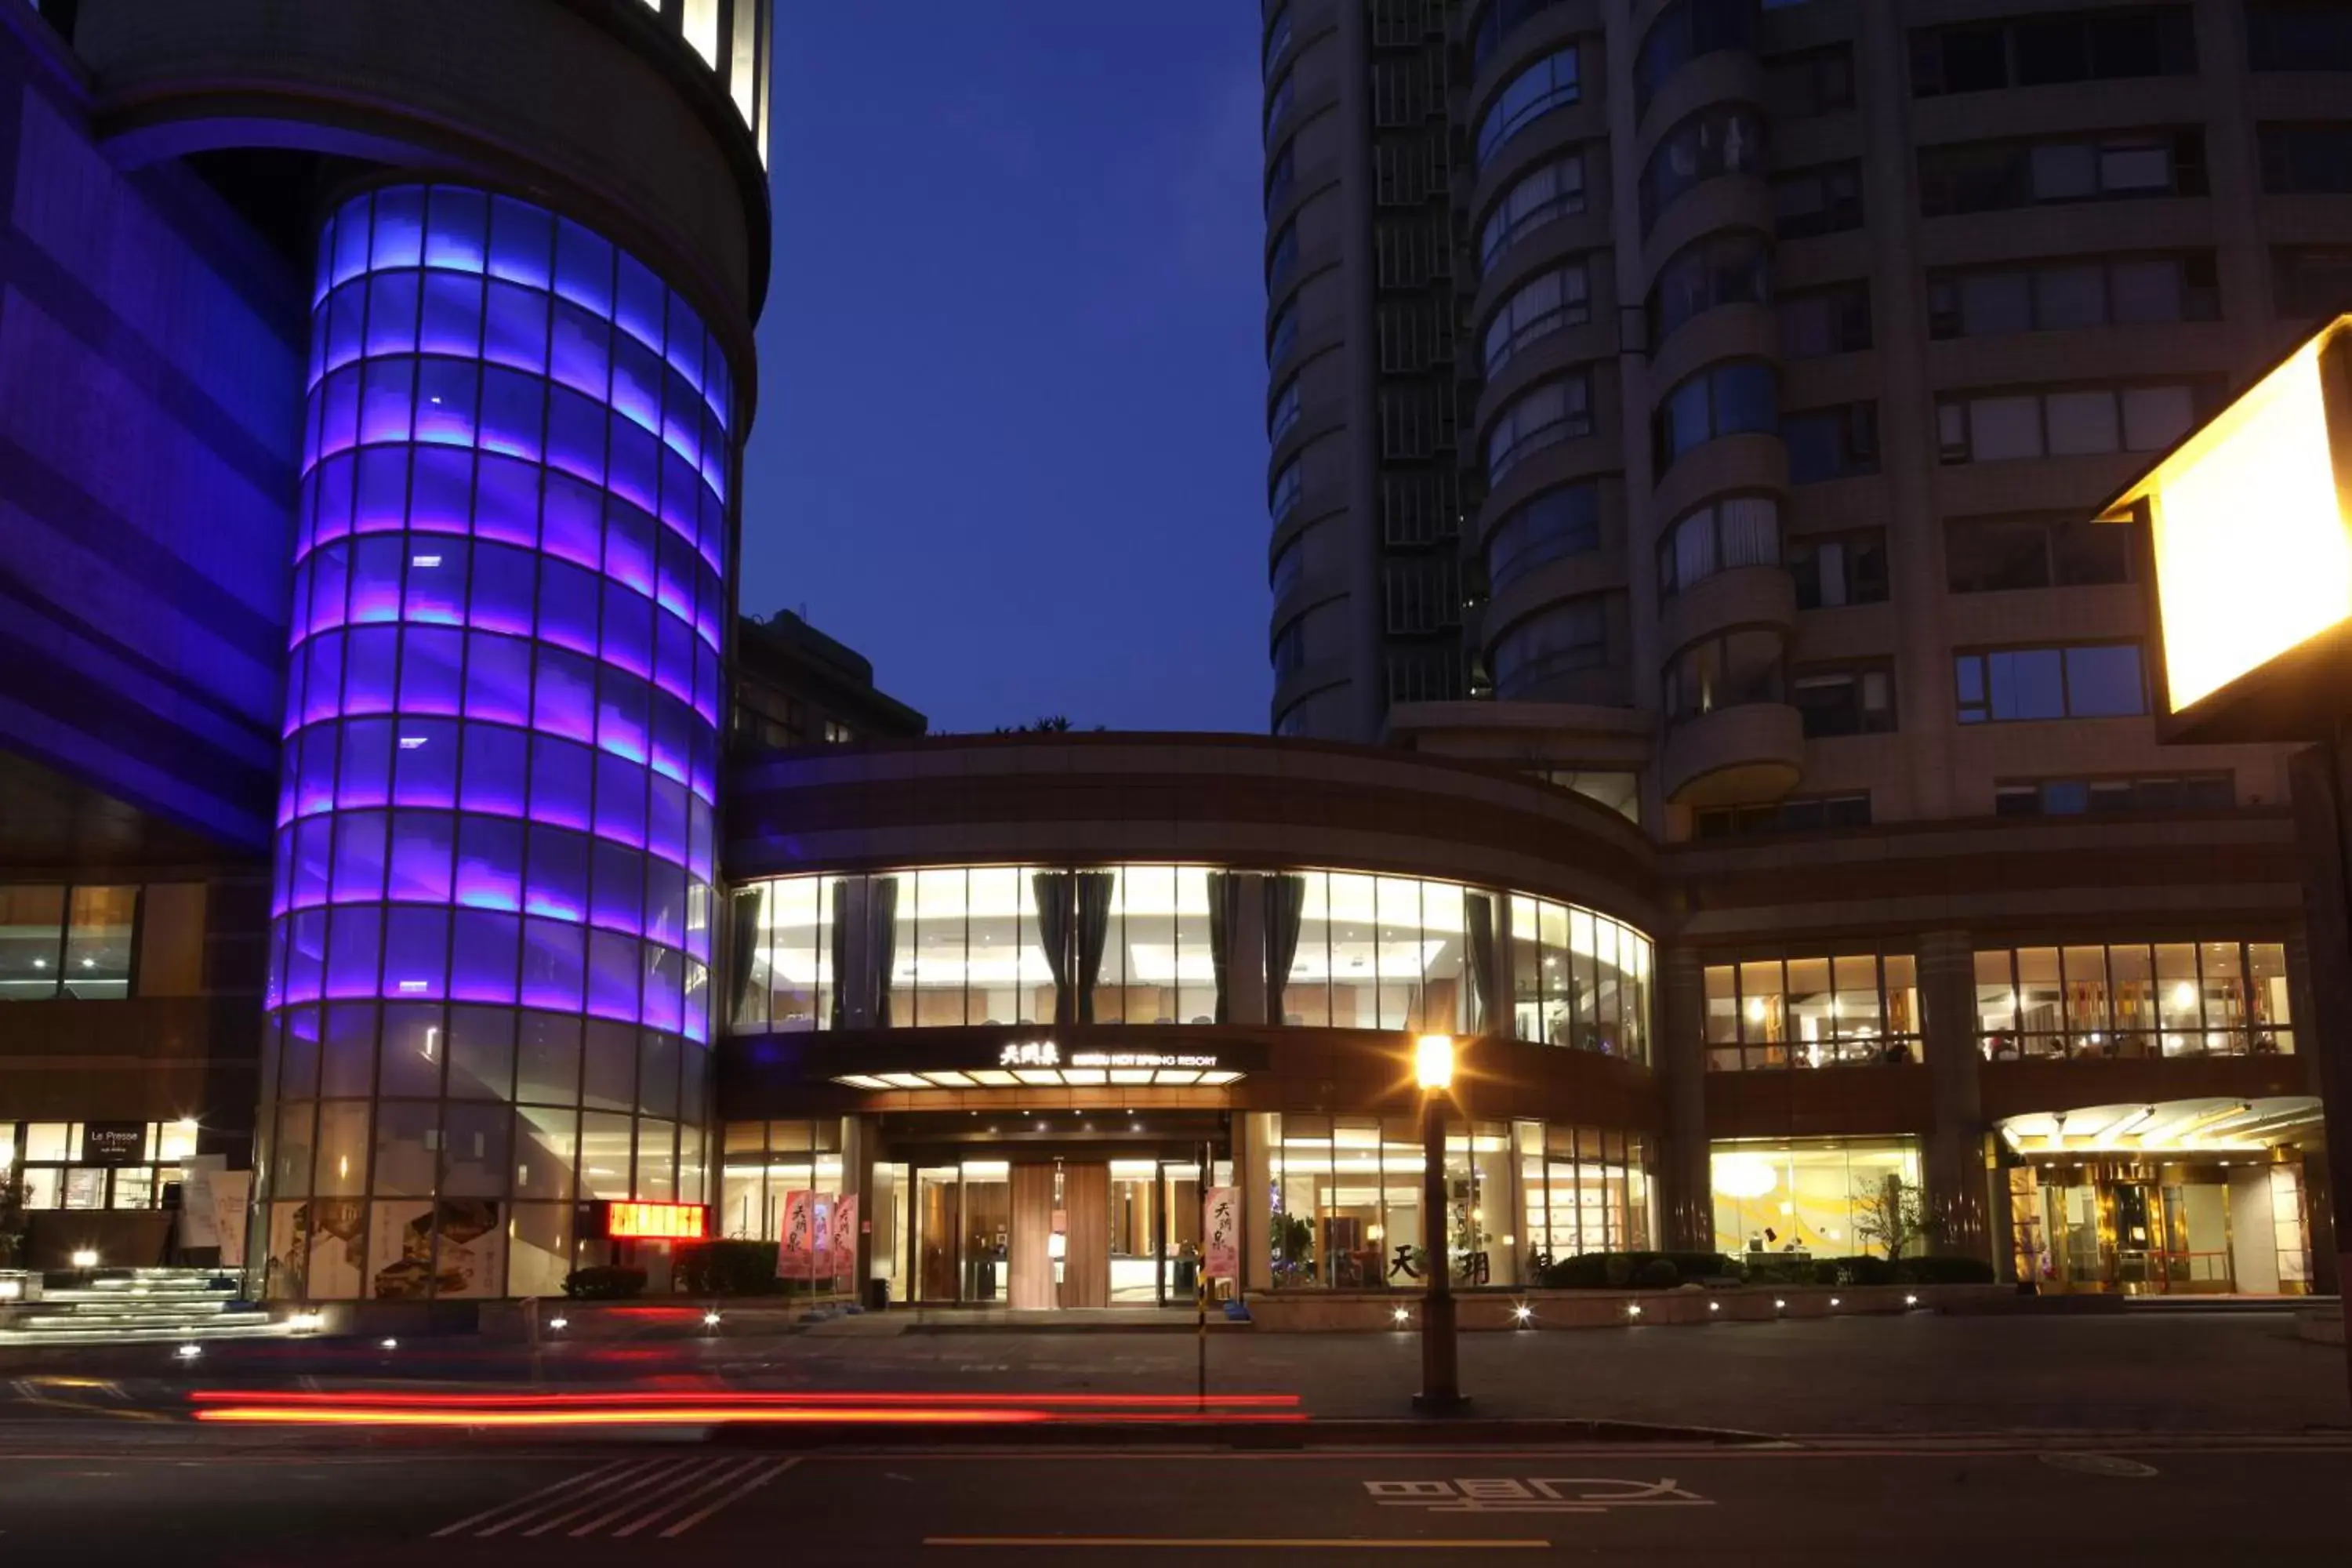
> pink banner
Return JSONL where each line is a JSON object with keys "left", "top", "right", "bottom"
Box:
{"left": 832, "top": 1193, "right": 858, "bottom": 1286}
{"left": 776, "top": 1190, "right": 815, "bottom": 1280}
{"left": 1203, "top": 1186, "right": 1240, "bottom": 1280}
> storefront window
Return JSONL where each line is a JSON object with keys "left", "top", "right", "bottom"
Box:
{"left": 1710, "top": 1137, "right": 1922, "bottom": 1260}
{"left": 4, "top": 1119, "right": 203, "bottom": 1210}
{"left": 715, "top": 1117, "right": 844, "bottom": 1243}
{"left": 1508, "top": 895, "right": 1652, "bottom": 1062}
{"left": 1975, "top": 940, "right": 2292, "bottom": 1058}
{"left": 1280, "top": 873, "right": 1472, "bottom": 1033}
{"left": 1704, "top": 954, "right": 1918, "bottom": 1069}
{"left": 1, "top": 884, "right": 143, "bottom": 1001}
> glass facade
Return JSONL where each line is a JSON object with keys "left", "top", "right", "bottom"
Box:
{"left": 1703, "top": 953, "right": 1922, "bottom": 1069}
{"left": 1975, "top": 940, "right": 2293, "bottom": 1058}
{"left": 1710, "top": 1137, "right": 1923, "bottom": 1260}
{"left": 0, "top": 884, "right": 137, "bottom": 1000}
{"left": 256, "top": 185, "right": 735, "bottom": 1301}
{"left": 3, "top": 1119, "right": 201, "bottom": 1211}
{"left": 1508, "top": 895, "right": 1651, "bottom": 1061}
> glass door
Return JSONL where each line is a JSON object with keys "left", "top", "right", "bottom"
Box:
{"left": 1109, "top": 1160, "right": 1160, "bottom": 1303}
{"left": 2113, "top": 1182, "right": 2157, "bottom": 1290}
{"left": 1159, "top": 1162, "right": 1200, "bottom": 1304}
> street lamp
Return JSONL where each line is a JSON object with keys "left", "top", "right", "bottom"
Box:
{"left": 1412, "top": 1033, "right": 1467, "bottom": 1414}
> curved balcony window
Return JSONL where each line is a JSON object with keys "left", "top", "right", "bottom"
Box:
{"left": 1476, "top": 48, "right": 1582, "bottom": 170}
{"left": 1487, "top": 372, "right": 1592, "bottom": 485}
{"left": 1264, "top": 6, "right": 1293, "bottom": 79}
{"left": 1650, "top": 231, "right": 1770, "bottom": 350}
{"left": 1270, "top": 535, "right": 1304, "bottom": 603}
{"left": 1272, "top": 616, "right": 1306, "bottom": 678}
{"left": 1488, "top": 482, "right": 1600, "bottom": 592}
{"left": 1268, "top": 300, "right": 1299, "bottom": 366}
{"left": 1664, "top": 628, "right": 1786, "bottom": 725}
{"left": 1269, "top": 376, "right": 1302, "bottom": 445}
{"left": 1509, "top": 894, "right": 1653, "bottom": 1059}
{"left": 1493, "top": 596, "right": 1608, "bottom": 699}
{"left": 1265, "top": 69, "right": 1296, "bottom": 143}
{"left": 1652, "top": 361, "right": 1776, "bottom": 475}
{"left": 1265, "top": 142, "right": 1296, "bottom": 219}
{"left": 1483, "top": 261, "right": 1591, "bottom": 378}
{"left": 1639, "top": 107, "right": 1766, "bottom": 235}
{"left": 1472, "top": 0, "right": 1572, "bottom": 71}
{"left": 1269, "top": 459, "right": 1303, "bottom": 525}
{"left": 1635, "top": 0, "right": 1762, "bottom": 122}
{"left": 1656, "top": 495, "right": 1780, "bottom": 600}
{"left": 1480, "top": 151, "right": 1586, "bottom": 271}
{"left": 1267, "top": 220, "right": 1300, "bottom": 289}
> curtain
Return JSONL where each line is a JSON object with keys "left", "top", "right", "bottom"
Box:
{"left": 1074, "top": 872, "right": 1115, "bottom": 1025}
{"left": 1466, "top": 891, "right": 1496, "bottom": 1036}
{"left": 1032, "top": 871, "right": 1074, "bottom": 1025}
{"left": 869, "top": 876, "right": 899, "bottom": 1029}
{"left": 1263, "top": 873, "right": 1306, "bottom": 1025}
{"left": 1719, "top": 495, "right": 1780, "bottom": 567}
{"left": 828, "top": 878, "right": 851, "bottom": 1029}
{"left": 728, "top": 887, "right": 764, "bottom": 1028}
{"left": 1206, "top": 872, "right": 1232, "bottom": 1025}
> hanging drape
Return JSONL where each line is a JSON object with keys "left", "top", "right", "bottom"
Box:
{"left": 1206, "top": 872, "right": 1233, "bottom": 1025}
{"left": 828, "top": 878, "right": 851, "bottom": 1029}
{"left": 869, "top": 876, "right": 899, "bottom": 1028}
{"left": 1074, "top": 871, "right": 1116, "bottom": 1024}
{"left": 1032, "top": 871, "right": 1075, "bottom": 1025}
{"left": 728, "top": 886, "right": 764, "bottom": 1028}
{"left": 1465, "top": 891, "right": 1496, "bottom": 1036}
{"left": 1263, "top": 873, "right": 1306, "bottom": 1025}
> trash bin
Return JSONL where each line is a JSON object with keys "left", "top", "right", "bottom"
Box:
{"left": 866, "top": 1277, "right": 890, "bottom": 1312}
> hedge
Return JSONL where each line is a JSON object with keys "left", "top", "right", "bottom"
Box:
{"left": 1536, "top": 1251, "right": 1735, "bottom": 1289}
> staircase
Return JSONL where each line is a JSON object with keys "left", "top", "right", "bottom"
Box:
{"left": 0, "top": 1268, "right": 294, "bottom": 1347}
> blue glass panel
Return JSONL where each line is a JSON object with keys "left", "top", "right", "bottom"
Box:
{"left": 644, "top": 857, "right": 686, "bottom": 947}
{"left": 325, "top": 1001, "right": 376, "bottom": 1093}
{"left": 293, "top": 813, "right": 334, "bottom": 909}
{"left": 665, "top": 294, "right": 705, "bottom": 384}
{"left": 484, "top": 280, "right": 550, "bottom": 372}
{"left": 332, "top": 809, "right": 389, "bottom": 901}
{"left": 468, "top": 543, "right": 537, "bottom": 638}
{"left": 536, "top": 561, "right": 601, "bottom": 655}
{"left": 415, "top": 358, "right": 478, "bottom": 445}
{"left": 277, "top": 751, "right": 298, "bottom": 831}
{"left": 488, "top": 196, "right": 554, "bottom": 287}
{"left": 353, "top": 447, "right": 407, "bottom": 534}
{"left": 648, "top": 696, "right": 691, "bottom": 796}
{"left": 604, "top": 499, "right": 655, "bottom": 596}
{"left": 449, "top": 909, "right": 521, "bottom": 1004}
{"left": 596, "top": 667, "right": 650, "bottom": 762}
{"left": 473, "top": 453, "right": 540, "bottom": 548}
{"left": 533, "top": 645, "right": 598, "bottom": 742}
{"left": 296, "top": 725, "right": 337, "bottom": 816}
{"left": 302, "top": 633, "right": 344, "bottom": 727}
{"left": 456, "top": 814, "right": 524, "bottom": 909}
{"left": 286, "top": 909, "right": 328, "bottom": 1003}
{"left": 383, "top": 906, "right": 451, "bottom": 999}
{"left": 419, "top": 270, "right": 485, "bottom": 356}
{"left": 600, "top": 581, "right": 652, "bottom": 678}
{"left": 319, "top": 365, "right": 361, "bottom": 456}
{"left": 688, "top": 724, "right": 718, "bottom": 808}
{"left": 325, "top": 283, "right": 365, "bottom": 372}
{"left": 707, "top": 349, "right": 731, "bottom": 433}
{"left": 521, "top": 917, "right": 586, "bottom": 1011}
{"left": 313, "top": 452, "right": 356, "bottom": 546}
{"left": 397, "top": 626, "right": 464, "bottom": 714}
{"left": 554, "top": 219, "right": 615, "bottom": 316}
{"left": 699, "top": 413, "right": 728, "bottom": 510}
{"left": 694, "top": 641, "right": 722, "bottom": 728}
{"left": 550, "top": 299, "right": 611, "bottom": 401}
{"left": 545, "top": 386, "right": 607, "bottom": 484}
{"left": 408, "top": 445, "right": 474, "bottom": 535}
{"left": 655, "top": 528, "right": 694, "bottom": 623}
{"left": 459, "top": 721, "right": 529, "bottom": 815}
{"left": 349, "top": 535, "right": 405, "bottom": 623}
{"left": 615, "top": 252, "right": 665, "bottom": 351}
{"left": 590, "top": 841, "right": 642, "bottom": 933}
{"left": 478, "top": 367, "right": 546, "bottom": 459}
{"left": 423, "top": 187, "right": 488, "bottom": 271}
{"left": 332, "top": 206, "right": 372, "bottom": 286}
{"left": 365, "top": 270, "right": 420, "bottom": 357}
{"left": 686, "top": 794, "right": 714, "bottom": 880}
{"left": 659, "top": 447, "right": 698, "bottom": 545}
{"left": 343, "top": 626, "right": 401, "bottom": 715}
{"left": 387, "top": 809, "right": 455, "bottom": 901}
{"left": 337, "top": 717, "right": 395, "bottom": 808}
{"left": 685, "top": 884, "right": 710, "bottom": 964}
{"left": 610, "top": 333, "right": 662, "bottom": 433}
{"left": 684, "top": 960, "right": 709, "bottom": 1044}
{"left": 586, "top": 928, "right": 641, "bottom": 1021}
{"left": 392, "top": 719, "right": 459, "bottom": 807}
{"left": 326, "top": 905, "right": 383, "bottom": 999}
{"left": 463, "top": 631, "right": 533, "bottom": 725}
{"left": 541, "top": 473, "right": 603, "bottom": 568}
{"left": 647, "top": 774, "right": 688, "bottom": 866}
{"left": 371, "top": 186, "right": 426, "bottom": 269}
{"left": 694, "top": 561, "right": 724, "bottom": 652}
{"left": 273, "top": 825, "right": 295, "bottom": 909}
{"left": 314, "top": 208, "right": 340, "bottom": 306}
{"left": 404, "top": 539, "right": 468, "bottom": 624}
{"left": 307, "top": 309, "right": 326, "bottom": 390}
{"left": 652, "top": 608, "right": 693, "bottom": 703}
{"left": 529, "top": 736, "right": 593, "bottom": 830}
{"left": 593, "top": 750, "right": 646, "bottom": 847}
{"left": 643, "top": 946, "right": 684, "bottom": 1033}
{"left": 607, "top": 418, "right": 659, "bottom": 514}
{"left": 524, "top": 825, "right": 590, "bottom": 921}
{"left": 662, "top": 372, "right": 699, "bottom": 468}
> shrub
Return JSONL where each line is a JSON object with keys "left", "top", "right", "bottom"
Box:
{"left": 562, "top": 1265, "right": 648, "bottom": 1300}
{"left": 1896, "top": 1255, "right": 1996, "bottom": 1286}
{"left": 1830, "top": 1254, "right": 1895, "bottom": 1287}
{"left": 673, "top": 1240, "right": 786, "bottom": 1296}
{"left": 1536, "top": 1251, "right": 1732, "bottom": 1290}
{"left": 1632, "top": 1258, "right": 1679, "bottom": 1289}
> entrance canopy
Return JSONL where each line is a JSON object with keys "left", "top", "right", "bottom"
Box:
{"left": 1998, "top": 1097, "right": 2322, "bottom": 1157}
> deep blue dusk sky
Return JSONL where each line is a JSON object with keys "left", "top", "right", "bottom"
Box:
{"left": 739, "top": 4, "right": 1270, "bottom": 735}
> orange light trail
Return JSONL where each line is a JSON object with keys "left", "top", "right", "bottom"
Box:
{"left": 194, "top": 1405, "right": 1055, "bottom": 1428}
{"left": 189, "top": 1389, "right": 1301, "bottom": 1410}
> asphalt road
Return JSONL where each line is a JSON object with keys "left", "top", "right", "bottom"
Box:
{"left": 0, "top": 1432, "right": 2344, "bottom": 1565}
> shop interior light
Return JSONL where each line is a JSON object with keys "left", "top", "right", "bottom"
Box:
{"left": 1708, "top": 1301, "right": 1720, "bottom": 1312}
{"left": 1773, "top": 1298, "right": 1787, "bottom": 1311}
{"left": 69, "top": 1249, "right": 98, "bottom": 1269}
{"left": 1828, "top": 1298, "right": 1840, "bottom": 1308}
{"left": 1904, "top": 1294, "right": 1919, "bottom": 1308}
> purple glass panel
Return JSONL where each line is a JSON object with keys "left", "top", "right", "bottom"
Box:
{"left": 488, "top": 197, "right": 554, "bottom": 289}
{"left": 319, "top": 365, "right": 361, "bottom": 456}
{"left": 292, "top": 815, "right": 333, "bottom": 907}
{"left": 521, "top": 917, "right": 586, "bottom": 1011}
{"left": 397, "top": 626, "right": 464, "bottom": 715}
{"left": 647, "top": 775, "right": 688, "bottom": 866}
{"left": 365, "top": 271, "right": 421, "bottom": 358}
{"left": 459, "top": 723, "right": 530, "bottom": 816}
{"left": 337, "top": 718, "right": 394, "bottom": 808}
{"left": 541, "top": 473, "right": 603, "bottom": 568}
{"left": 450, "top": 909, "right": 521, "bottom": 1004}
{"left": 371, "top": 187, "right": 426, "bottom": 269}
{"left": 595, "top": 668, "right": 649, "bottom": 763}
{"left": 524, "top": 825, "right": 590, "bottom": 921}
{"left": 684, "top": 967, "right": 710, "bottom": 1045}
{"left": 312, "top": 452, "right": 355, "bottom": 547}
{"left": 554, "top": 220, "right": 615, "bottom": 317}
{"left": 687, "top": 795, "right": 714, "bottom": 881}
{"left": 642, "top": 947, "right": 684, "bottom": 1034}
{"left": 300, "top": 633, "right": 342, "bottom": 727}
{"left": 586, "top": 928, "right": 641, "bottom": 1022}
{"left": 550, "top": 300, "right": 612, "bottom": 401}
{"left": 533, "top": 644, "right": 597, "bottom": 742}
{"left": 383, "top": 906, "right": 451, "bottom": 999}
{"left": 644, "top": 857, "right": 686, "bottom": 947}
{"left": 286, "top": 909, "right": 328, "bottom": 1003}
{"left": 392, "top": 720, "right": 459, "bottom": 808}
{"left": 419, "top": 270, "right": 485, "bottom": 355}
{"left": 332, "top": 809, "right": 388, "bottom": 902}
{"left": 305, "top": 540, "right": 346, "bottom": 630}
{"left": 603, "top": 500, "right": 655, "bottom": 597}
{"left": 281, "top": 1004, "right": 323, "bottom": 1094}
{"left": 414, "top": 359, "right": 479, "bottom": 448}
{"left": 360, "top": 358, "right": 416, "bottom": 444}
{"left": 463, "top": 632, "right": 533, "bottom": 726}
{"left": 485, "top": 280, "right": 550, "bottom": 372}
{"left": 325, "top": 282, "right": 364, "bottom": 372}
{"left": 479, "top": 367, "right": 545, "bottom": 460}
{"left": 590, "top": 839, "right": 644, "bottom": 933}
{"left": 423, "top": 188, "right": 488, "bottom": 272}
{"left": 615, "top": 252, "right": 665, "bottom": 352}
{"left": 536, "top": 561, "right": 600, "bottom": 655}
{"left": 404, "top": 540, "right": 468, "bottom": 625}
{"left": 473, "top": 454, "right": 540, "bottom": 549}
{"left": 295, "top": 725, "right": 336, "bottom": 816}
{"left": 325, "top": 905, "right": 383, "bottom": 999}
{"left": 601, "top": 582, "right": 652, "bottom": 679}
{"left": 343, "top": 626, "right": 400, "bottom": 715}
{"left": 546, "top": 386, "right": 607, "bottom": 485}
{"left": 468, "top": 543, "right": 537, "bottom": 638}
{"left": 648, "top": 691, "right": 691, "bottom": 785}
{"left": 652, "top": 608, "right": 693, "bottom": 703}
{"left": 455, "top": 814, "right": 524, "bottom": 910}
{"left": 387, "top": 810, "right": 455, "bottom": 902}
{"left": 353, "top": 447, "right": 407, "bottom": 534}
{"left": 665, "top": 294, "right": 705, "bottom": 383}
{"left": 322, "top": 1003, "right": 379, "bottom": 1097}
{"left": 607, "top": 419, "right": 659, "bottom": 514}
{"left": 349, "top": 535, "right": 405, "bottom": 623}
{"left": 685, "top": 884, "right": 710, "bottom": 964}
{"left": 609, "top": 333, "right": 662, "bottom": 434}
{"left": 528, "top": 736, "right": 593, "bottom": 830}
{"left": 655, "top": 528, "right": 694, "bottom": 624}
{"left": 409, "top": 445, "right": 474, "bottom": 535}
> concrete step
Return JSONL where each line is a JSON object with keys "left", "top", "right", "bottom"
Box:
{"left": 35, "top": 1291, "right": 241, "bottom": 1308}
{"left": 0, "top": 1320, "right": 294, "bottom": 1348}
{"left": 20, "top": 1309, "right": 272, "bottom": 1332}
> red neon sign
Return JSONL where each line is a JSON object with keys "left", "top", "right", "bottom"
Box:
{"left": 603, "top": 1201, "right": 708, "bottom": 1240}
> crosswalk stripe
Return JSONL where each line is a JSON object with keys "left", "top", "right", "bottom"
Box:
{"left": 429, "top": 1457, "right": 637, "bottom": 1538}
{"left": 600, "top": 1455, "right": 769, "bottom": 1537}
{"left": 653, "top": 1456, "right": 800, "bottom": 1539}
{"left": 560, "top": 1457, "right": 753, "bottom": 1539}
{"left": 474, "top": 1457, "right": 681, "bottom": 1538}
{"left": 517, "top": 1457, "right": 703, "bottom": 1537}
{"left": 428, "top": 1453, "right": 798, "bottom": 1541}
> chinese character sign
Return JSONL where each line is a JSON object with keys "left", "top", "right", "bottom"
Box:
{"left": 1203, "top": 1187, "right": 1238, "bottom": 1279}
{"left": 831, "top": 1193, "right": 858, "bottom": 1286}
{"left": 776, "top": 1190, "right": 815, "bottom": 1280}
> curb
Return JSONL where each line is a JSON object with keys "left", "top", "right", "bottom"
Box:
{"left": 706, "top": 1417, "right": 1783, "bottom": 1450}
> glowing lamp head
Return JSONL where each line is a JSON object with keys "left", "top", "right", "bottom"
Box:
{"left": 69, "top": 1248, "right": 98, "bottom": 1269}
{"left": 1414, "top": 1034, "right": 1456, "bottom": 1091}
{"left": 1391, "top": 1306, "right": 1411, "bottom": 1326}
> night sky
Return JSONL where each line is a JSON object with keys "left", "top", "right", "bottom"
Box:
{"left": 739, "top": 4, "right": 1271, "bottom": 735}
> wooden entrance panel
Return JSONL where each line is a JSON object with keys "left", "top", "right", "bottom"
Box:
{"left": 1009, "top": 1164, "right": 1055, "bottom": 1310}
{"left": 1062, "top": 1162, "right": 1109, "bottom": 1308}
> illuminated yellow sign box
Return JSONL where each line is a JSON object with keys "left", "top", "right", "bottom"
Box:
{"left": 2102, "top": 316, "right": 2352, "bottom": 741}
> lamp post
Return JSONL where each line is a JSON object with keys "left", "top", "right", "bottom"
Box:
{"left": 1412, "top": 1033, "right": 1468, "bottom": 1414}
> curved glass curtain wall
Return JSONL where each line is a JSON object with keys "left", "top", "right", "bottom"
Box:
{"left": 731, "top": 865, "right": 1652, "bottom": 1065}
{"left": 256, "top": 185, "right": 736, "bottom": 1302}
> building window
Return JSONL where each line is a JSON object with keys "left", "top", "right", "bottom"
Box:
{"left": 1483, "top": 260, "right": 1591, "bottom": 377}
{"left": 1526, "top": 768, "right": 1642, "bottom": 825}
{"left": 1266, "top": 220, "right": 1299, "bottom": 287}
{"left": 1694, "top": 792, "right": 1870, "bottom": 840}
{"left": 1929, "top": 254, "right": 2218, "bottom": 338}
{"left": 1788, "top": 529, "right": 1888, "bottom": 609}
{"left": 1264, "top": 68, "right": 1295, "bottom": 143}
{"left": 1765, "top": 45, "right": 1856, "bottom": 119}
{"left": 1664, "top": 630, "right": 1786, "bottom": 725}
{"left": 1263, "top": 5, "right": 1293, "bottom": 78}
{"left": 1269, "top": 376, "right": 1301, "bottom": 445}
{"left": 1780, "top": 401, "right": 1878, "bottom": 483}
{"left": 1974, "top": 940, "right": 2292, "bottom": 1058}
{"left": 1492, "top": 597, "right": 1608, "bottom": 698}
{"left": 1480, "top": 151, "right": 1586, "bottom": 272}
{"left": 1488, "top": 483, "right": 1600, "bottom": 592}
{"left": 1711, "top": 1138, "right": 1924, "bottom": 1260}
{"left": 1472, "top": 0, "right": 1571, "bottom": 71}
{"left": 822, "top": 720, "right": 852, "bottom": 745}
{"left": 1945, "top": 513, "right": 2136, "bottom": 593}
{"left": 1635, "top": 0, "right": 1762, "bottom": 121}
{"left": 1994, "top": 774, "right": 2233, "bottom": 817}
{"left": 1652, "top": 361, "right": 1776, "bottom": 474}
{"left": 1487, "top": 372, "right": 1592, "bottom": 484}
{"left": 1650, "top": 232, "right": 1771, "bottom": 352}
{"left": 2249, "top": 3, "right": 2352, "bottom": 71}
{"left": 1639, "top": 107, "right": 1767, "bottom": 234}
{"left": 2273, "top": 245, "right": 2352, "bottom": 318}
{"left": 1269, "top": 459, "right": 1302, "bottom": 524}
{"left": 1476, "top": 47, "right": 1581, "bottom": 169}
{"left": 0, "top": 884, "right": 140, "bottom": 1001}
{"left": 1909, "top": 7, "right": 2197, "bottom": 97}
{"left": 1792, "top": 663, "right": 1896, "bottom": 738}
{"left": 1657, "top": 495, "right": 1780, "bottom": 600}
{"left": 1772, "top": 162, "right": 1864, "bottom": 238}
{"left": 1777, "top": 282, "right": 1871, "bottom": 360}
{"left": 1936, "top": 383, "right": 2202, "bottom": 464}
{"left": 5, "top": 1119, "right": 202, "bottom": 1211}
{"left": 1267, "top": 301, "right": 1298, "bottom": 366}
{"left": 1271, "top": 618, "right": 1305, "bottom": 678}
{"left": 1954, "top": 643, "right": 2147, "bottom": 723}
{"left": 1919, "top": 130, "right": 2205, "bottom": 216}
{"left": 2261, "top": 122, "right": 2352, "bottom": 193}
{"left": 1264, "top": 142, "right": 1295, "bottom": 218}
{"left": 1704, "top": 954, "right": 1922, "bottom": 1070}
{"left": 1508, "top": 894, "right": 1653, "bottom": 1059}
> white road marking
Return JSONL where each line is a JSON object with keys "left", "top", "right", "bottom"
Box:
{"left": 428, "top": 1454, "right": 797, "bottom": 1541}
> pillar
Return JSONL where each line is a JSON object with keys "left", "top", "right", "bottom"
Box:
{"left": 1228, "top": 871, "right": 1269, "bottom": 1026}
{"left": 1653, "top": 945, "right": 1712, "bottom": 1253}
{"left": 1918, "top": 929, "right": 1991, "bottom": 1263}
